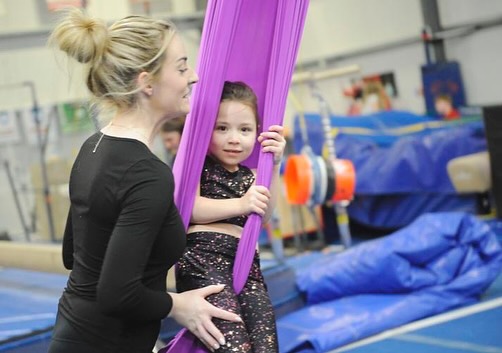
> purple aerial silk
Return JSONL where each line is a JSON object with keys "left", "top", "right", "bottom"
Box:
{"left": 162, "top": 0, "right": 309, "bottom": 351}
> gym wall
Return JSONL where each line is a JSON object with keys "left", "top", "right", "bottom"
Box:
{"left": 0, "top": 0, "right": 501, "bottom": 240}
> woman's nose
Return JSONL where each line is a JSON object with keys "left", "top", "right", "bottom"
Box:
{"left": 189, "top": 66, "right": 199, "bottom": 84}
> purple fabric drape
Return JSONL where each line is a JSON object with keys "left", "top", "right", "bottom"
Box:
{"left": 232, "top": 0, "right": 309, "bottom": 293}
{"left": 163, "top": 0, "right": 309, "bottom": 351}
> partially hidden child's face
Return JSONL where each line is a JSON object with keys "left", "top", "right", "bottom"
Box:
{"left": 209, "top": 100, "right": 258, "bottom": 172}
{"left": 435, "top": 99, "right": 450, "bottom": 115}
{"left": 162, "top": 131, "right": 182, "bottom": 154}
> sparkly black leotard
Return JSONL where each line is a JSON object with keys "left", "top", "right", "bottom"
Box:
{"left": 177, "top": 156, "right": 278, "bottom": 353}
{"left": 199, "top": 156, "right": 255, "bottom": 227}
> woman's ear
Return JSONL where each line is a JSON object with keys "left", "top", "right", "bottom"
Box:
{"left": 138, "top": 71, "right": 154, "bottom": 96}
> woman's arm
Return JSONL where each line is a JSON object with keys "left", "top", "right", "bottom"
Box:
{"left": 62, "top": 209, "right": 74, "bottom": 270}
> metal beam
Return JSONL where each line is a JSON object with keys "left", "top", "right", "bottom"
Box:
{"left": 420, "top": 0, "right": 446, "bottom": 63}
{"left": 0, "top": 11, "right": 205, "bottom": 52}
{"left": 296, "top": 14, "right": 502, "bottom": 71}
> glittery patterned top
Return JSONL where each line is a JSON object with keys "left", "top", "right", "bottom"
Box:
{"left": 200, "top": 156, "right": 255, "bottom": 227}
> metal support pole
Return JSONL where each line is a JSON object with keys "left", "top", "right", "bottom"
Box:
{"left": 269, "top": 209, "right": 285, "bottom": 263}
{"left": 420, "top": 0, "right": 447, "bottom": 63}
{"left": 311, "top": 85, "right": 352, "bottom": 249}
{"left": 292, "top": 206, "right": 306, "bottom": 252}
{"left": 3, "top": 160, "right": 31, "bottom": 241}
{"left": 0, "top": 82, "right": 57, "bottom": 242}
{"left": 25, "top": 82, "right": 57, "bottom": 242}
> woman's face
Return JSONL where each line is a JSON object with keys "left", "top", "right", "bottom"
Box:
{"left": 208, "top": 101, "right": 258, "bottom": 172}
{"left": 150, "top": 34, "right": 198, "bottom": 119}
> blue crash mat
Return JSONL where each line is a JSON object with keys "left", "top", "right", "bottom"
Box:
{"left": 277, "top": 213, "right": 502, "bottom": 353}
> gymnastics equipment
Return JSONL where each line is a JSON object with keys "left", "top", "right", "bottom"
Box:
{"left": 291, "top": 65, "right": 360, "bottom": 85}
{"left": 0, "top": 81, "right": 56, "bottom": 242}
{"left": 447, "top": 152, "right": 491, "bottom": 194}
{"left": 289, "top": 64, "right": 360, "bottom": 149}
{"left": 311, "top": 84, "right": 354, "bottom": 248}
{"left": 447, "top": 151, "right": 492, "bottom": 215}
{"left": 284, "top": 147, "right": 355, "bottom": 250}
{"left": 0, "top": 241, "right": 67, "bottom": 274}
{"left": 284, "top": 153, "right": 355, "bottom": 206}
{"left": 3, "top": 159, "right": 31, "bottom": 241}
{"left": 285, "top": 65, "right": 359, "bottom": 248}
{"left": 285, "top": 91, "right": 326, "bottom": 251}
{"left": 161, "top": 0, "right": 309, "bottom": 351}
{"left": 278, "top": 212, "right": 502, "bottom": 352}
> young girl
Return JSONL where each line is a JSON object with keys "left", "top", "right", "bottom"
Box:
{"left": 176, "top": 81, "right": 285, "bottom": 352}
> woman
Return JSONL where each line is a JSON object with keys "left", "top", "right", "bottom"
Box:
{"left": 47, "top": 8, "right": 241, "bottom": 353}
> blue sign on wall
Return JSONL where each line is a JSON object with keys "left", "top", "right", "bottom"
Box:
{"left": 421, "top": 61, "right": 467, "bottom": 118}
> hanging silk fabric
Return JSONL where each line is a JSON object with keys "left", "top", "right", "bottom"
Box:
{"left": 161, "top": 0, "right": 309, "bottom": 351}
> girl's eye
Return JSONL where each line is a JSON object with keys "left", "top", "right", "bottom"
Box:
{"left": 216, "top": 125, "right": 227, "bottom": 131}
{"left": 179, "top": 68, "right": 188, "bottom": 73}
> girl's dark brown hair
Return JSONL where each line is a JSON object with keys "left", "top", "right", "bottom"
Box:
{"left": 221, "top": 81, "right": 260, "bottom": 127}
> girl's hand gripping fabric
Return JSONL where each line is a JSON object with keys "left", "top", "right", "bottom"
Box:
{"left": 257, "top": 125, "right": 286, "bottom": 165}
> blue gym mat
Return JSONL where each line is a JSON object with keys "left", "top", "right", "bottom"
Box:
{"left": 1, "top": 217, "right": 501, "bottom": 353}
{"left": 0, "top": 269, "right": 66, "bottom": 352}
{"left": 336, "top": 297, "right": 502, "bottom": 353}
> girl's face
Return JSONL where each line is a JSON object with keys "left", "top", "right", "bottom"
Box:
{"left": 209, "top": 100, "right": 258, "bottom": 172}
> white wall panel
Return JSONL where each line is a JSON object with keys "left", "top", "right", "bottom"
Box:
{"left": 0, "top": 48, "right": 88, "bottom": 109}
{"left": 298, "top": 0, "right": 423, "bottom": 63}
{"left": 445, "top": 26, "right": 502, "bottom": 105}
{"left": 0, "top": 0, "right": 40, "bottom": 33}
{"left": 438, "top": 0, "right": 502, "bottom": 27}
{"left": 0, "top": 0, "right": 501, "bottom": 239}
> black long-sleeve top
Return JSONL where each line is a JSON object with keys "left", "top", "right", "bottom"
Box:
{"left": 57, "top": 133, "right": 186, "bottom": 351}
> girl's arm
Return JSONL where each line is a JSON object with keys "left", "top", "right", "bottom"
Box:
{"left": 191, "top": 124, "right": 285, "bottom": 225}
{"left": 191, "top": 181, "right": 270, "bottom": 224}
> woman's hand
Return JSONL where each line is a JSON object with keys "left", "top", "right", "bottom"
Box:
{"left": 258, "top": 125, "right": 286, "bottom": 165}
{"left": 240, "top": 185, "right": 270, "bottom": 216}
{"left": 168, "top": 284, "right": 242, "bottom": 351}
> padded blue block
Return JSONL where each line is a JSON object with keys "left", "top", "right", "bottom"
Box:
{"left": 263, "top": 264, "right": 305, "bottom": 318}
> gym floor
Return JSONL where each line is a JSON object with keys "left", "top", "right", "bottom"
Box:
{"left": 1, "top": 235, "right": 501, "bottom": 353}
{"left": 331, "top": 274, "right": 502, "bottom": 353}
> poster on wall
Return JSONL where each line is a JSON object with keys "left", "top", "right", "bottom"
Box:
{"left": 21, "top": 106, "right": 59, "bottom": 146}
{"left": 58, "top": 101, "right": 94, "bottom": 133}
{"left": 0, "top": 110, "right": 21, "bottom": 144}
{"left": 344, "top": 72, "right": 397, "bottom": 116}
{"left": 421, "top": 61, "right": 466, "bottom": 120}
{"left": 46, "top": 0, "right": 84, "bottom": 11}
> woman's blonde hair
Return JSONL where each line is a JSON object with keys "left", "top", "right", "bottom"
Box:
{"left": 49, "top": 8, "right": 177, "bottom": 114}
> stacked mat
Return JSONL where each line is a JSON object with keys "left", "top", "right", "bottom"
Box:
{"left": 276, "top": 213, "right": 502, "bottom": 353}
